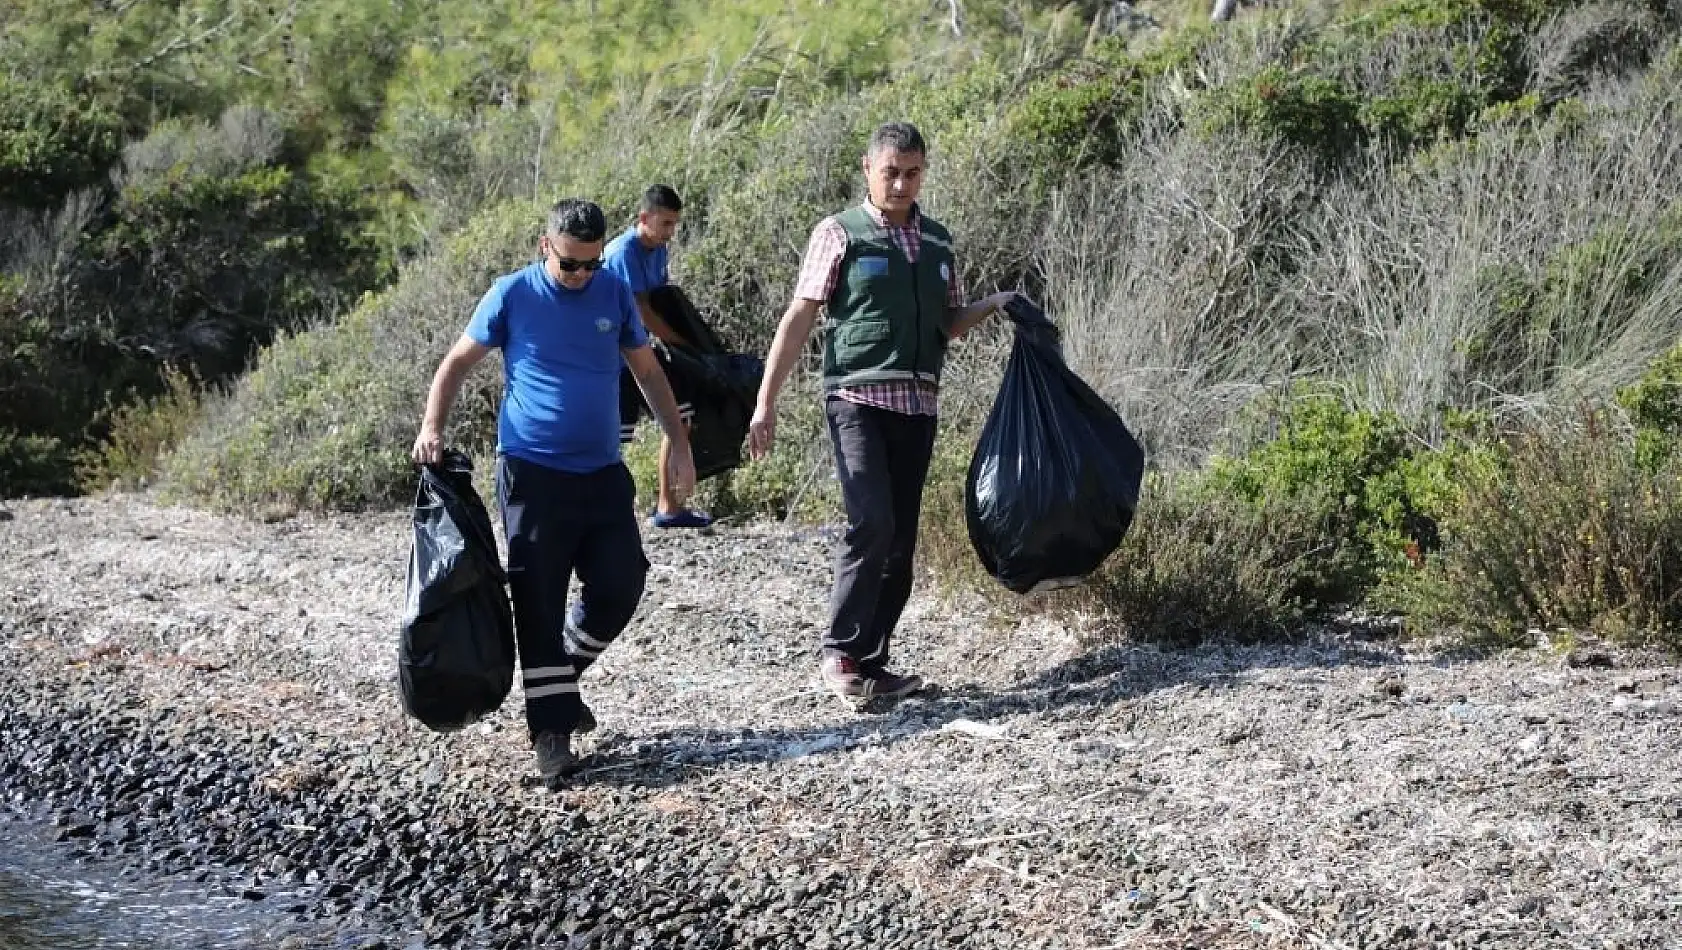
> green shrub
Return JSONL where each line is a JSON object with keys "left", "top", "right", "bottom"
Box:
{"left": 675, "top": 105, "right": 865, "bottom": 349}
{"left": 1391, "top": 415, "right": 1682, "bottom": 649}
{"left": 78, "top": 163, "right": 387, "bottom": 381}
{"left": 1348, "top": 0, "right": 1579, "bottom": 40}
{"left": 1074, "top": 472, "right": 1333, "bottom": 643}
{"left": 0, "top": 277, "right": 125, "bottom": 496}
{"left": 915, "top": 396, "right": 1468, "bottom": 640}
{"left": 1535, "top": 213, "right": 1682, "bottom": 354}
{"left": 0, "top": 428, "right": 74, "bottom": 498}
{"left": 1203, "top": 392, "right": 1426, "bottom": 603}
{"left": 1454, "top": 261, "right": 1545, "bottom": 388}
{"left": 919, "top": 460, "right": 1343, "bottom": 645}
{"left": 75, "top": 367, "right": 202, "bottom": 492}
{"left": 0, "top": 113, "right": 393, "bottom": 499}
{"left": 1010, "top": 72, "right": 1139, "bottom": 171}
{"left": 1315, "top": 0, "right": 1591, "bottom": 153}
{"left": 0, "top": 76, "right": 123, "bottom": 208}
{"left": 1465, "top": 213, "right": 1682, "bottom": 392}
{"left": 1361, "top": 76, "right": 1488, "bottom": 148}
{"left": 1194, "top": 67, "right": 1366, "bottom": 163}
{"left": 1006, "top": 33, "right": 1204, "bottom": 175}
{"left": 923, "top": 462, "right": 1368, "bottom": 644}
{"left": 161, "top": 304, "right": 428, "bottom": 513}
{"left": 1618, "top": 340, "right": 1682, "bottom": 471}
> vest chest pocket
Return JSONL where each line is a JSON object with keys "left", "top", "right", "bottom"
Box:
{"left": 831, "top": 318, "right": 897, "bottom": 369}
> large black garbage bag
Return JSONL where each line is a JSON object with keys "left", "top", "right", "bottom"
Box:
{"left": 647, "top": 285, "right": 727, "bottom": 355}
{"left": 399, "top": 449, "right": 515, "bottom": 731}
{"left": 658, "top": 344, "right": 763, "bottom": 480}
{"left": 965, "top": 297, "right": 1145, "bottom": 594}
{"left": 624, "top": 285, "right": 764, "bottom": 481}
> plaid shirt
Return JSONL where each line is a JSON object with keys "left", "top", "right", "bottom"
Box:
{"left": 793, "top": 202, "right": 965, "bottom": 417}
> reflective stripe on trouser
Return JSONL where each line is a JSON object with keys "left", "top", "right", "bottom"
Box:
{"left": 497, "top": 454, "right": 649, "bottom": 736}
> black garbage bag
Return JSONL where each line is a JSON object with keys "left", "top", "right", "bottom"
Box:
{"left": 622, "top": 284, "right": 764, "bottom": 481}
{"left": 659, "top": 344, "right": 763, "bottom": 480}
{"left": 965, "top": 297, "right": 1145, "bottom": 594}
{"left": 399, "top": 449, "right": 516, "bottom": 731}
{"left": 647, "top": 285, "right": 727, "bottom": 355}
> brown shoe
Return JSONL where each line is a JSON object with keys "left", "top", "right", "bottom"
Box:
{"left": 866, "top": 669, "right": 924, "bottom": 699}
{"left": 820, "top": 654, "right": 870, "bottom": 700}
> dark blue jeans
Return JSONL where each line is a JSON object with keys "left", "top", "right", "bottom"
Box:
{"left": 823, "top": 397, "right": 938, "bottom": 672}
{"left": 496, "top": 455, "right": 648, "bottom": 737}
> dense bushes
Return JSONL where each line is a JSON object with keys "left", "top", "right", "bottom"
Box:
{"left": 159, "top": 198, "right": 542, "bottom": 512}
{"left": 0, "top": 76, "right": 123, "bottom": 208}
{"left": 0, "top": 110, "right": 391, "bottom": 495}
{"left": 10, "top": 0, "right": 1682, "bottom": 651}
{"left": 1392, "top": 415, "right": 1682, "bottom": 649}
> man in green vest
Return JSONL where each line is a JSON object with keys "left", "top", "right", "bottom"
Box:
{"left": 749, "top": 121, "right": 1015, "bottom": 703}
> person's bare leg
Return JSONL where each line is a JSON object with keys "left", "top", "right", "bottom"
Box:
{"left": 656, "top": 430, "right": 678, "bottom": 515}
{"left": 653, "top": 420, "right": 711, "bottom": 522}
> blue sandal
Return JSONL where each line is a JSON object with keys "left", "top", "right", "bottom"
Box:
{"left": 650, "top": 508, "right": 714, "bottom": 529}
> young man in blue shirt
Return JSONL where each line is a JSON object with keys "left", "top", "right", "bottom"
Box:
{"left": 412, "top": 198, "right": 695, "bottom": 788}
{"left": 604, "top": 184, "right": 713, "bottom": 529}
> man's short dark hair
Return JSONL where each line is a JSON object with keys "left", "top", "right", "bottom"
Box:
{"left": 641, "top": 184, "right": 682, "bottom": 214}
{"left": 868, "top": 122, "right": 927, "bottom": 158}
{"left": 546, "top": 198, "right": 607, "bottom": 243}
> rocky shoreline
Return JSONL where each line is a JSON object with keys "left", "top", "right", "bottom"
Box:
{"left": 3, "top": 495, "right": 1681, "bottom": 949}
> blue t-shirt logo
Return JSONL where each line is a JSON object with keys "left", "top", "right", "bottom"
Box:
{"left": 595, "top": 317, "right": 613, "bottom": 334}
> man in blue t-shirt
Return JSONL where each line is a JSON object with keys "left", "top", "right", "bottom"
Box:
{"left": 604, "top": 184, "right": 713, "bottom": 529}
{"left": 412, "top": 198, "right": 694, "bottom": 789}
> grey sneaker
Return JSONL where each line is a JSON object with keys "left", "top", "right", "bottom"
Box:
{"left": 533, "top": 732, "right": 576, "bottom": 789}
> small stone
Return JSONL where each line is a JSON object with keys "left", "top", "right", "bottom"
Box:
{"left": 1371, "top": 675, "right": 1405, "bottom": 698}
{"left": 1567, "top": 650, "right": 1614, "bottom": 669}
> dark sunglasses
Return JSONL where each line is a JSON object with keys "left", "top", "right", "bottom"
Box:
{"left": 553, "top": 256, "right": 604, "bottom": 273}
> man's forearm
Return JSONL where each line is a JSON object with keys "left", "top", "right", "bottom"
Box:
{"left": 633, "top": 363, "right": 689, "bottom": 443}
{"left": 422, "top": 357, "right": 472, "bottom": 431}
{"left": 758, "top": 303, "right": 819, "bottom": 409}
{"left": 949, "top": 296, "right": 1006, "bottom": 341}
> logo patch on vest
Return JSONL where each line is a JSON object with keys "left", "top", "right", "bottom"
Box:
{"left": 940, "top": 262, "right": 951, "bottom": 283}
{"left": 595, "top": 317, "right": 613, "bottom": 334}
{"left": 857, "top": 256, "right": 890, "bottom": 277}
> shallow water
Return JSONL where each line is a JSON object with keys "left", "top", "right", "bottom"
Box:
{"left": 0, "top": 817, "right": 325, "bottom": 950}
